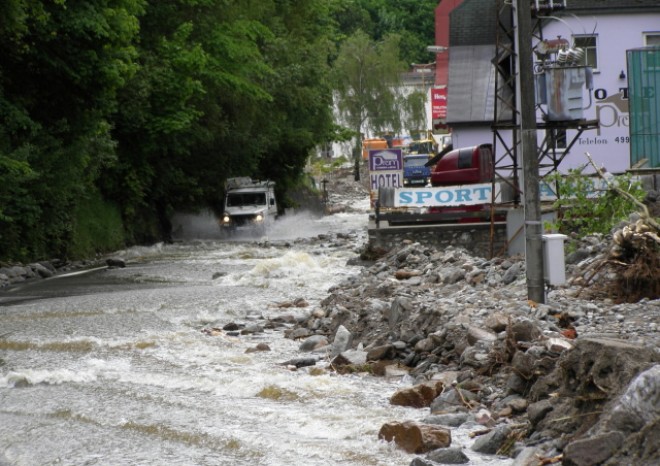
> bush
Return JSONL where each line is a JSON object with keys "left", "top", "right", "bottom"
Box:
{"left": 70, "top": 191, "right": 125, "bottom": 259}
{"left": 544, "top": 169, "right": 646, "bottom": 237}
{"left": 308, "top": 156, "right": 350, "bottom": 176}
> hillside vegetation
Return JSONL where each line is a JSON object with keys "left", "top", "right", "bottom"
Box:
{"left": 0, "top": 0, "right": 437, "bottom": 262}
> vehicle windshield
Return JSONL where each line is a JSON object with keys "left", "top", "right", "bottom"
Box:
{"left": 408, "top": 141, "right": 434, "bottom": 154}
{"left": 227, "top": 192, "right": 266, "bottom": 206}
{"left": 404, "top": 156, "right": 429, "bottom": 167}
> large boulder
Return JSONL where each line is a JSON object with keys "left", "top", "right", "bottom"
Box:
{"left": 430, "top": 386, "right": 480, "bottom": 414}
{"left": 470, "top": 425, "right": 513, "bottom": 455}
{"left": 562, "top": 432, "right": 624, "bottom": 466}
{"left": 378, "top": 421, "right": 451, "bottom": 454}
{"left": 298, "top": 335, "right": 328, "bottom": 352}
{"left": 389, "top": 381, "right": 444, "bottom": 408}
{"left": 529, "top": 338, "right": 658, "bottom": 463}
{"left": 426, "top": 447, "right": 470, "bottom": 464}
{"left": 331, "top": 325, "right": 353, "bottom": 357}
{"left": 106, "top": 257, "right": 126, "bottom": 268}
{"left": 604, "top": 364, "right": 660, "bottom": 433}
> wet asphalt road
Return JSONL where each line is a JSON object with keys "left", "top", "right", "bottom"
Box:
{"left": 0, "top": 266, "right": 170, "bottom": 308}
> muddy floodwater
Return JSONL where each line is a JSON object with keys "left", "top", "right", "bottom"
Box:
{"left": 0, "top": 207, "right": 512, "bottom": 465}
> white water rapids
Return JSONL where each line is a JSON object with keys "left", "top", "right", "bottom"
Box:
{"left": 0, "top": 203, "right": 512, "bottom": 465}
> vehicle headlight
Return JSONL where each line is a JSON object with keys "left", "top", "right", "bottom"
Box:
{"left": 222, "top": 215, "right": 230, "bottom": 223}
{"left": 255, "top": 214, "right": 264, "bottom": 222}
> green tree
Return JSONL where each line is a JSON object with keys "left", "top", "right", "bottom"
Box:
{"left": 0, "top": 0, "right": 143, "bottom": 260}
{"left": 544, "top": 169, "right": 647, "bottom": 236}
{"left": 107, "top": 0, "right": 337, "bottom": 240}
{"left": 106, "top": 0, "right": 276, "bottom": 242}
{"left": 332, "top": 30, "right": 407, "bottom": 160}
{"left": 332, "top": 0, "right": 438, "bottom": 66}
{"left": 403, "top": 90, "right": 429, "bottom": 135}
{"left": 252, "top": 0, "right": 337, "bottom": 200}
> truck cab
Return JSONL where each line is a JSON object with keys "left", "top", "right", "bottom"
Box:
{"left": 220, "top": 177, "right": 277, "bottom": 234}
{"left": 430, "top": 144, "right": 493, "bottom": 186}
{"left": 361, "top": 138, "right": 389, "bottom": 160}
{"left": 403, "top": 154, "right": 432, "bottom": 186}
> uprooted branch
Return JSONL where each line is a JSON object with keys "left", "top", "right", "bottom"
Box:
{"left": 583, "top": 152, "right": 660, "bottom": 302}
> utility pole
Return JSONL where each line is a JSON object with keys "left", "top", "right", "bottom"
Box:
{"left": 515, "top": 0, "right": 545, "bottom": 303}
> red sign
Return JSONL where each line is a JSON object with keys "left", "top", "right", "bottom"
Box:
{"left": 432, "top": 86, "right": 447, "bottom": 119}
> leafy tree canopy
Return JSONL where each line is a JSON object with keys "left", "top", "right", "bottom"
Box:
{"left": 0, "top": 0, "right": 438, "bottom": 261}
{"left": 0, "top": 0, "right": 143, "bottom": 260}
{"left": 332, "top": 0, "right": 438, "bottom": 65}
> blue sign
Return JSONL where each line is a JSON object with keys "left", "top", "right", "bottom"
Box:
{"left": 369, "top": 149, "right": 403, "bottom": 172}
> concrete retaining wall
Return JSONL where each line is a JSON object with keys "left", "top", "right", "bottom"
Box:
{"left": 367, "top": 222, "right": 508, "bottom": 259}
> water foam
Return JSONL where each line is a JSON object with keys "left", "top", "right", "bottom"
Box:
{"left": 1, "top": 368, "right": 98, "bottom": 387}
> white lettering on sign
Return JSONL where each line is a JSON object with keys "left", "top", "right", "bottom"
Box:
{"left": 370, "top": 171, "right": 403, "bottom": 190}
{"left": 369, "top": 149, "right": 403, "bottom": 171}
{"left": 394, "top": 183, "right": 500, "bottom": 207}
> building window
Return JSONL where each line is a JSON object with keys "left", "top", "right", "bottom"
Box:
{"left": 548, "top": 129, "right": 567, "bottom": 150}
{"left": 644, "top": 32, "right": 660, "bottom": 46}
{"left": 573, "top": 35, "right": 598, "bottom": 70}
{"left": 643, "top": 33, "right": 660, "bottom": 71}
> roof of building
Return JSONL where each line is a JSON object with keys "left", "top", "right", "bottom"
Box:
{"left": 448, "top": 0, "right": 497, "bottom": 47}
{"left": 446, "top": 45, "right": 498, "bottom": 124}
{"left": 445, "top": 0, "right": 497, "bottom": 123}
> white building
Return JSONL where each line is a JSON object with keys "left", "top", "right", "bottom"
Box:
{"left": 445, "top": 0, "right": 660, "bottom": 174}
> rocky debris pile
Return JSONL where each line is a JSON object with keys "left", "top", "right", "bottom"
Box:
{"left": 0, "top": 262, "right": 58, "bottom": 286}
{"left": 0, "top": 256, "right": 126, "bottom": 288}
{"left": 320, "top": 166, "right": 370, "bottom": 214}
{"left": 0, "top": 259, "right": 97, "bottom": 287}
{"left": 284, "top": 238, "right": 659, "bottom": 466}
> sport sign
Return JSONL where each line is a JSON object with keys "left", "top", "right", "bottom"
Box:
{"left": 392, "top": 183, "right": 500, "bottom": 207}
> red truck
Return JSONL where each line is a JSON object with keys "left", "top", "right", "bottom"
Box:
{"left": 375, "top": 143, "right": 499, "bottom": 225}
{"left": 428, "top": 143, "right": 494, "bottom": 186}
{"left": 422, "top": 143, "right": 498, "bottom": 223}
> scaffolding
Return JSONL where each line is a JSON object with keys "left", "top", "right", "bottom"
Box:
{"left": 489, "top": 0, "right": 599, "bottom": 256}
{"left": 492, "top": 0, "right": 599, "bottom": 186}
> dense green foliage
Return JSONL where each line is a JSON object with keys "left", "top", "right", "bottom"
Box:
{"left": 0, "top": 0, "right": 438, "bottom": 262}
{"left": 331, "top": 0, "right": 438, "bottom": 159}
{"left": 0, "top": 0, "right": 143, "bottom": 261}
{"left": 333, "top": 30, "right": 407, "bottom": 158}
{"left": 332, "top": 0, "right": 438, "bottom": 65}
{"left": 544, "top": 170, "right": 647, "bottom": 236}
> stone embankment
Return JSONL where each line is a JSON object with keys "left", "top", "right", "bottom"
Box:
{"left": 0, "top": 257, "right": 125, "bottom": 288}
{"left": 281, "top": 233, "right": 659, "bottom": 466}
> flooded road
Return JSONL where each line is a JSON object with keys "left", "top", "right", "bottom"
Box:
{"left": 0, "top": 206, "right": 512, "bottom": 465}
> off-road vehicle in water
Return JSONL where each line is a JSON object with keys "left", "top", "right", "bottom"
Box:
{"left": 220, "top": 177, "right": 277, "bottom": 235}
